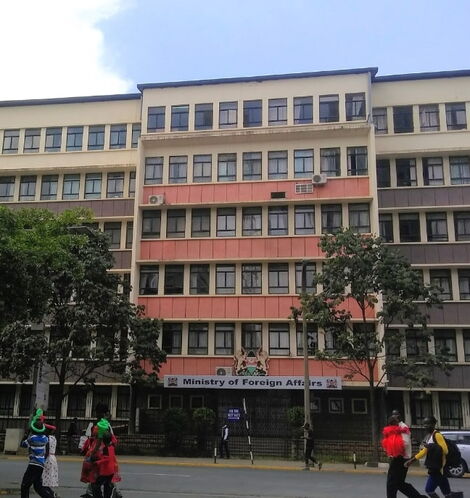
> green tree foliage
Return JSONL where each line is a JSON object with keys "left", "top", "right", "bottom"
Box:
{"left": 162, "top": 407, "right": 189, "bottom": 451}
{"left": 0, "top": 206, "right": 166, "bottom": 435}
{"left": 286, "top": 406, "right": 305, "bottom": 438}
{"left": 192, "top": 407, "right": 216, "bottom": 451}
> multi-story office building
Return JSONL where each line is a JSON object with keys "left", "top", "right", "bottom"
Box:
{"left": 1, "top": 67, "right": 469, "bottom": 438}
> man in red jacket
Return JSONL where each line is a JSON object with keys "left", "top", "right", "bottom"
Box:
{"left": 91, "top": 432, "right": 116, "bottom": 498}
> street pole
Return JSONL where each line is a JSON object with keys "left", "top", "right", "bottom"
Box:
{"left": 301, "top": 260, "right": 311, "bottom": 468}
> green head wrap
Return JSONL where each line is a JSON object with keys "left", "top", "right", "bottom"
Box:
{"left": 97, "top": 418, "right": 110, "bottom": 438}
{"left": 30, "top": 408, "right": 45, "bottom": 433}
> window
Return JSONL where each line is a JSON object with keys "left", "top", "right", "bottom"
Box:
{"left": 399, "top": 213, "right": 420, "bottom": 242}
{"left": 411, "top": 392, "right": 432, "bottom": 425}
{"left": 243, "top": 100, "right": 262, "bottom": 127}
{"left": 372, "top": 107, "right": 388, "bottom": 134}
{"left": 162, "top": 323, "right": 182, "bottom": 354}
{"left": 131, "top": 123, "right": 141, "bottom": 148}
{"left": 439, "top": 393, "right": 463, "bottom": 427}
{"left": 62, "top": 174, "right": 80, "bottom": 200}
{"left": 450, "top": 156, "right": 470, "bottom": 185}
{"left": 104, "top": 222, "right": 121, "bottom": 249}
{"left": 126, "top": 222, "right": 133, "bottom": 248}
{"left": 379, "top": 214, "right": 394, "bottom": 242}
{"left": 446, "top": 103, "right": 467, "bottom": 130}
{"left": 19, "top": 175, "right": 37, "bottom": 201}
{"left": 320, "top": 148, "right": 340, "bottom": 177}
{"left": 459, "top": 270, "right": 470, "bottom": 300}
{"left": 167, "top": 209, "right": 186, "bottom": 238}
{"left": 430, "top": 269, "right": 453, "bottom": 300}
{"left": 268, "top": 98, "right": 287, "bottom": 126}
{"left": 406, "top": 329, "right": 428, "bottom": 358}
{"left": 216, "top": 264, "right": 235, "bottom": 294}
{"left": 434, "top": 329, "right": 457, "bottom": 361}
{"left": 242, "top": 323, "right": 262, "bottom": 349}
{"left": 393, "top": 106, "right": 413, "bottom": 133}
{"left": 295, "top": 205, "right": 314, "bottom": 234}
{"left": 145, "top": 157, "right": 163, "bottom": 185}
{"left": 66, "top": 126, "right": 83, "bottom": 151}
{"left": 190, "top": 264, "right": 209, "bottom": 294}
{"left": 319, "top": 95, "right": 339, "bottom": 122}
{"left": 294, "top": 96, "right": 313, "bottom": 124}
{"left": 215, "top": 323, "right": 234, "bottom": 355}
{"left": 349, "top": 203, "right": 370, "bottom": 233}
{"left": 217, "top": 153, "right": 237, "bottom": 182}
{"left": 169, "top": 395, "right": 183, "bottom": 408}
{"left": 139, "top": 265, "right": 159, "bottom": 294}
{"left": 45, "top": 127, "right": 62, "bottom": 152}
{"left": 188, "top": 323, "right": 208, "bottom": 355}
{"left": 217, "top": 208, "right": 236, "bottom": 237}
{"left": 328, "top": 398, "right": 344, "bottom": 414}
{"left": 3, "top": 130, "right": 19, "bottom": 154}
{"left": 148, "top": 394, "right": 162, "bottom": 409}
{"left": 148, "top": 106, "right": 165, "bottom": 132}
{"left": 193, "top": 154, "right": 212, "bottom": 183}
{"left": 110, "top": 124, "right": 127, "bottom": 149}
{"left": 268, "top": 262, "right": 290, "bottom": 294}
{"left": 190, "top": 395, "right": 204, "bottom": 409}
{"left": 385, "top": 328, "right": 401, "bottom": 360}
{"left": 191, "top": 208, "right": 211, "bottom": 237}
{"left": 346, "top": 93, "right": 366, "bottom": 121}
{"left": 171, "top": 105, "right": 189, "bottom": 131}
{"left": 294, "top": 149, "right": 313, "bottom": 178}
{"left": 243, "top": 152, "right": 262, "bottom": 180}
{"left": 419, "top": 104, "right": 440, "bottom": 132}
{"left": 0, "top": 387, "right": 14, "bottom": 416}
{"left": 142, "top": 210, "right": 161, "bottom": 238}
{"left": 0, "top": 176, "right": 15, "bottom": 201}
{"left": 219, "top": 101, "right": 237, "bottom": 128}
{"left": 426, "top": 212, "right": 448, "bottom": 242}
{"left": 455, "top": 212, "right": 470, "bottom": 241}
{"left": 296, "top": 323, "right": 318, "bottom": 355}
{"left": 242, "top": 264, "right": 262, "bottom": 294}
{"left": 347, "top": 147, "right": 368, "bottom": 176}
{"left": 169, "top": 156, "right": 187, "bottom": 183}
{"left": 164, "top": 265, "right": 184, "bottom": 294}
{"left": 40, "top": 175, "right": 58, "bottom": 200}
{"left": 268, "top": 206, "right": 288, "bottom": 235}
{"left": 242, "top": 207, "right": 262, "bottom": 236}
{"left": 423, "top": 157, "right": 444, "bottom": 186}
{"left": 377, "top": 159, "right": 391, "bottom": 187}
{"left": 321, "top": 204, "right": 342, "bottom": 233}
{"left": 83, "top": 173, "right": 101, "bottom": 199}
{"left": 88, "top": 125, "right": 105, "bottom": 150}
{"left": 67, "top": 388, "right": 86, "bottom": 417}
{"left": 194, "top": 103, "right": 213, "bottom": 130}
{"left": 268, "top": 151, "right": 288, "bottom": 179}
{"left": 396, "top": 158, "right": 417, "bottom": 186}
{"left": 352, "top": 399, "right": 368, "bottom": 415}
{"left": 107, "top": 172, "right": 124, "bottom": 198}
{"left": 129, "top": 171, "right": 136, "bottom": 197}
{"left": 269, "top": 323, "right": 290, "bottom": 355}
{"left": 464, "top": 330, "right": 470, "bottom": 361}
{"left": 24, "top": 129, "right": 40, "bottom": 152}
{"left": 295, "top": 262, "right": 316, "bottom": 293}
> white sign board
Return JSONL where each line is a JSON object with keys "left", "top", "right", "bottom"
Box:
{"left": 164, "top": 375, "right": 342, "bottom": 390}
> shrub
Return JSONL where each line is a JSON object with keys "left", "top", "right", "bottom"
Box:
{"left": 161, "top": 407, "right": 189, "bottom": 451}
{"left": 287, "top": 406, "right": 304, "bottom": 438}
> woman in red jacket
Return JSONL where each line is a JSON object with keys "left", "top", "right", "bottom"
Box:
{"left": 91, "top": 431, "right": 117, "bottom": 498}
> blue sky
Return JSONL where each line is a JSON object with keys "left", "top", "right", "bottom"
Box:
{"left": 1, "top": 0, "right": 470, "bottom": 99}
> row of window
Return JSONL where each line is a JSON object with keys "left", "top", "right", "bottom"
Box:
{"left": 406, "top": 268, "right": 470, "bottom": 302}
{"left": 146, "top": 92, "right": 367, "bottom": 132}
{"left": 141, "top": 203, "right": 371, "bottom": 240}
{"left": 1, "top": 124, "right": 141, "bottom": 155}
{"left": 140, "top": 262, "right": 316, "bottom": 296}
{"left": 377, "top": 156, "right": 470, "bottom": 188}
{"left": 372, "top": 102, "right": 468, "bottom": 135}
{"left": 379, "top": 210, "right": 470, "bottom": 243}
{"left": 0, "top": 171, "right": 135, "bottom": 202}
{"left": 144, "top": 147, "right": 368, "bottom": 184}
{"left": 410, "top": 391, "right": 466, "bottom": 428}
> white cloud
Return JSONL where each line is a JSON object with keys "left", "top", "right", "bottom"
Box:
{"left": 0, "top": 0, "right": 133, "bottom": 100}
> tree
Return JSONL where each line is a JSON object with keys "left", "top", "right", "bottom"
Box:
{"left": 294, "top": 229, "right": 449, "bottom": 462}
{"left": 0, "top": 206, "right": 166, "bottom": 437}
{"left": 192, "top": 407, "right": 216, "bottom": 452}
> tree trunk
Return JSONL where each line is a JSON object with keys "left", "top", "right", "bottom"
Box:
{"left": 369, "top": 378, "right": 379, "bottom": 463}
{"left": 54, "top": 363, "right": 67, "bottom": 452}
{"left": 128, "top": 383, "right": 136, "bottom": 434}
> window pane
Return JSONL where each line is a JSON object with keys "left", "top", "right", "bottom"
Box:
{"left": 193, "top": 154, "right": 212, "bottom": 183}
{"left": 216, "top": 264, "right": 235, "bottom": 294}
{"left": 40, "top": 175, "right": 58, "bottom": 200}
{"left": 219, "top": 101, "right": 237, "bottom": 128}
{"left": 62, "top": 174, "right": 80, "bottom": 200}
{"left": 450, "top": 156, "right": 470, "bottom": 185}
{"left": 294, "top": 96, "right": 313, "bottom": 124}
{"left": 195, "top": 103, "right": 213, "bottom": 130}
{"left": 0, "top": 176, "right": 15, "bottom": 201}
{"left": 393, "top": 106, "right": 413, "bottom": 133}
{"left": 190, "top": 264, "right": 209, "bottom": 294}
{"left": 347, "top": 147, "right": 368, "bottom": 176}
{"left": 349, "top": 203, "right": 370, "bottom": 233}
{"left": 166, "top": 209, "right": 186, "bottom": 238}
{"left": 142, "top": 210, "right": 161, "bottom": 238}
{"left": 430, "top": 269, "right": 452, "bottom": 300}
{"left": 296, "top": 323, "right": 318, "bottom": 356}
{"left": 396, "top": 159, "right": 417, "bottom": 186}
{"left": 66, "top": 126, "right": 83, "bottom": 151}
{"left": 295, "top": 205, "right": 315, "bottom": 234}
{"left": 269, "top": 323, "right": 290, "bottom": 355}
{"left": 294, "top": 149, "right": 313, "bottom": 178}
{"left": 171, "top": 105, "right": 189, "bottom": 131}
{"left": 104, "top": 222, "right": 121, "bottom": 249}
{"left": 321, "top": 204, "right": 342, "bottom": 233}
{"left": 419, "top": 104, "right": 440, "bottom": 132}
{"left": 426, "top": 212, "right": 448, "bottom": 242}
{"left": 242, "top": 264, "right": 262, "bottom": 294}
{"left": 107, "top": 172, "right": 124, "bottom": 198}
{"left": 268, "top": 150, "right": 288, "bottom": 179}
{"left": 164, "top": 265, "right": 184, "bottom": 294}
{"left": 268, "top": 98, "right": 287, "bottom": 126}
{"left": 145, "top": 157, "right": 163, "bottom": 184}
{"left": 399, "top": 213, "right": 420, "bottom": 242}
{"left": 88, "top": 125, "right": 105, "bottom": 150}
{"left": 455, "top": 212, "right": 470, "bottom": 241}
{"left": 169, "top": 156, "right": 187, "bottom": 183}
{"left": 423, "top": 157, "right": 444, "bottom": 186}
{"left": 346, "top": 93, "right": 366, "bottom": 121}
{"left": 19, "top": 175, "right": 37, "bottom": 201}
{"left": 215, "top": 323, "right": 234, "bottom": 355}
{"left": 372, "top": 107, "right": 388, "bottom": 134}
{"left": 24, "top": 128, "right": 40, "bottom": 152}
{"left": 217, "top": 208, "right": 236, "bottom": 237}
{"left": 319, "top": 95, "right": 339, "bottom": 122}
{"left": 242, "top": 207, "right": 262, "bottom": 236}
{"left": 295, "top": 262, "right": 316, "bottom": 293}
{"left": 162, "top": 323, "right": 182, "bottom": 354}
{"left": 45, "top": 127, "right": 62, "bottom": 152}
{"left": 243, "top": 100, "right": 262, "bottom": 127}
{"left": 377, "top": 159, "right": 391, "bottom": 187}
{"left": 148, "top": 106, "right": 165, "bottom": 132}
{"left": 379, "top": 214, "right": 394, "bottom": 242}
{"left": 191, "top": 208, "right": 211, "bottom": 237}
{"left": 218, "top": 153, "right": 237, "bottom": 182}
{"left": 446, "top": 103, "right": 467, "bottom": 130}
{"left": 320, "top": 148, "right": 340, "bottom": 177}
{"left": 268, "top": 206, "right": 288, "bottom": 235}
{"left": 188, "top": 323, "right": 208, "bottom": 354}
{"left": 110, "top": 124, "right": 127, "bottom": 149}
{"left": 243, "top": 152, "right": 262, "bottom": 180}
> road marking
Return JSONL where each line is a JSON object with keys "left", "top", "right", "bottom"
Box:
{"left": 123, "top": 472, "right": 191, "bottom": 478}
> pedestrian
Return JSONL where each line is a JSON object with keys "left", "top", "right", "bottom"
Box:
{"left": 405, "top": 416, "right": 454, "bottom": 498}
{"left": 302, "top": 423, "right": 322, "bottom": 470}
{"left": 67, "top": 417, "right": 79, "bottom": 454}
{"left": 42, "top": 426, "right": 59, "bottom": 498}
{"left": 382, "top": 414, "right": 426, "bottom": 498}
{"left": 91, "top": 430, "right": 118, "bottom": 498}
{"left": 219, "top": 422, "right": 230, "bottom": 459}
{"left": 20, "top": 409, "right": 55, "bottom": 498}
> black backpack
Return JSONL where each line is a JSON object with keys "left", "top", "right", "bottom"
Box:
{"left": 443, "top": 437, "right": 462, "bottom": 468}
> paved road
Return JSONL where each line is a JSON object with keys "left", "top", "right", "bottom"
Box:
{"left": 1, "top": 460, "right": 469, "bottom": 497}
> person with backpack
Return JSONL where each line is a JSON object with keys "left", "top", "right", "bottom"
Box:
{"left": 404, "top": 416, "right": 457, "bottom": 498}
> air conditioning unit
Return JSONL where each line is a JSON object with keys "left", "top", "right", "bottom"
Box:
{"left": 215, "top": 367, "right": 233, "bottom": 376}
{"left": 149, "top": 194, "right": 165, "bottom": 205}
{"left": 312, "top": 173, "right": 327, "bottom": 185}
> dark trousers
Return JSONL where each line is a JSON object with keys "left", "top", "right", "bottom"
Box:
{"left": 91, "top": 474, "right": 114, "bottom": 498}
{"left": 305, "top": 445, "right": 318, "bottom": 466}
{"left": 20, "top": 464, "right": 54, "bottom": 498}
{"left": 219, "top": 439, "right": 230, "bottom": 458}
{"left": 425, "top": 471, "right": 451, "bottom": 495}
{"left": 386, "top": 456, "right": 424, "bottom": 498}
